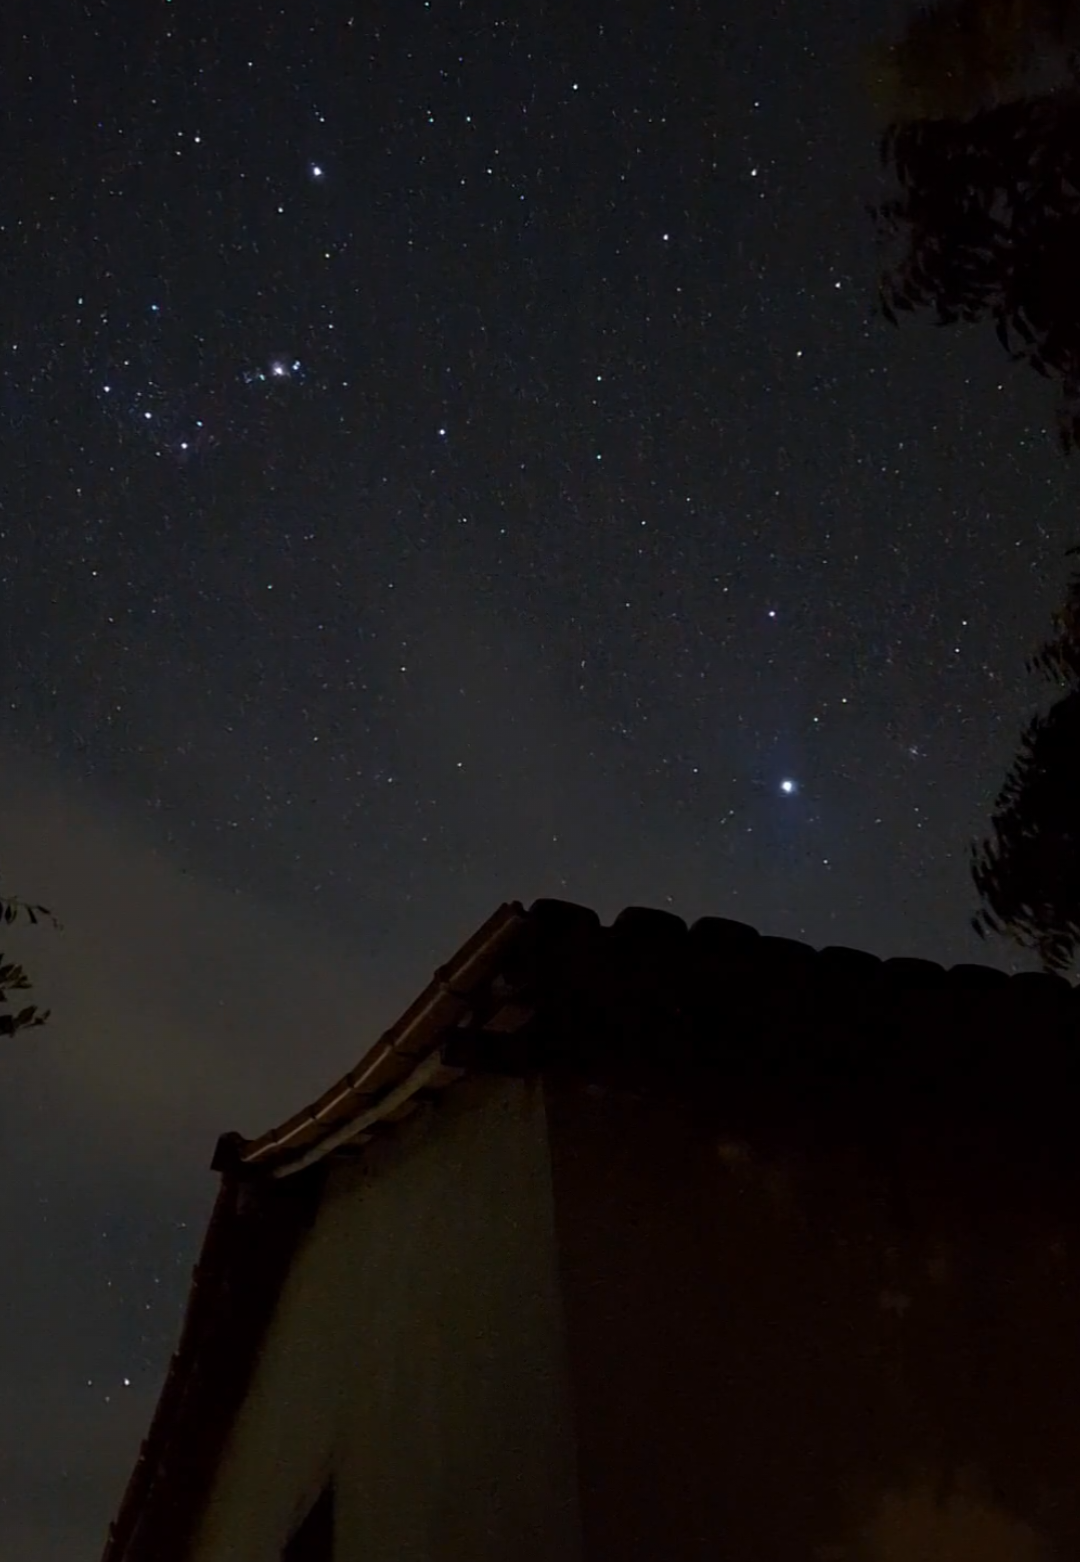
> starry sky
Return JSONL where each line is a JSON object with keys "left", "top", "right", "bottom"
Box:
{"left": 4, "top": 0, "right": 1080, "bottom": 1555}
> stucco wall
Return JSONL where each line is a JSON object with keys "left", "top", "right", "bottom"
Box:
{"left": 187, "top": 1072, "right": 581, "bottom": 1562}
{"left": 545, "top": 1066, "right": 1080, "bottom": 1562}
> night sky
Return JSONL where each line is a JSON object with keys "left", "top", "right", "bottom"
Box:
{"left": 4, "top": 0, "right": 1080, "bottom": 1555}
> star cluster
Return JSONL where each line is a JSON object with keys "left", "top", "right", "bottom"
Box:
{"left": 5, "top": 0, "right": 1071, "bottom": 948}
{"left": 5, "top": 3, "right": 1071, "bottom": 971}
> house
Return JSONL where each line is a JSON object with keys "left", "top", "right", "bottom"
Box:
{"left": 100, "top": 898, "right": 1080, "bottom": 1562}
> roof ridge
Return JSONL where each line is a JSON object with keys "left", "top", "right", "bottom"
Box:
{"left": 216, "top": 898, "right": 1075, "bottom": 1184}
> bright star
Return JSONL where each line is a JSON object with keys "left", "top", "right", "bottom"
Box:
{"left": 780, "top": 778, "right": 797, "bottom": 795}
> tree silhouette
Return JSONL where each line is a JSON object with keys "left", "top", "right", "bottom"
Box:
{"left": 870, "top": 0, "right": 1080, "bottom": 967}
{"left": 971, "top": 550, "right": 1080, "bottom": 968}
{"left": 875, "top": 85, "right": 1080, "bottom": 451}
{"left": 0, "top": 894, "right": 58, "bottom": 1038}
{"left": 864, "top": 0, "right": 1080, "bottom": 124}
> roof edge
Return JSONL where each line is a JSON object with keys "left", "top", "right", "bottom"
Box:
{"left": 223, "top": 900, "right": 528, "bottom": 1177}
{"left": 101, "top": 1167, "right": 324, "bottom": 1562}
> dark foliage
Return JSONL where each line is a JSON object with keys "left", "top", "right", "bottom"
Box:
{"left": 875, "top": 85, "right": 1080, "bottom": 449}
{"left": 870, "top": 22, "right": 1080, "bottom": 966}
{"left": 972, "top": 689, "right": 1080, "bottom": 967}
{"left": 972, "top": 552, "right": 1080, "bottom": 968}
{"left": 1028, "top": 545, "right": 1080, "bottom": 681}
{"left": 0, "top": 895, "right": 59, "bottom": 1038}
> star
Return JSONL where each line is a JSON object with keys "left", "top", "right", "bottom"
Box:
{"left": 780, "top": 779, "right": 797, "bottom": 795}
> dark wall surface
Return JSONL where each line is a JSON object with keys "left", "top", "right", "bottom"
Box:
{"left": 545, "top": 1053, "right": 1080, "bottom": 1562}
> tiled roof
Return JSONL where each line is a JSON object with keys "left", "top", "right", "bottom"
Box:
{"left": 222, "top": 897, "right": 1080, "bottom": 1179}
{"left": 100, "top": 899, "right": 1079, "bottom": 1562}
{"left": 218, "top": 899, "right": 530, "bottom": 1179}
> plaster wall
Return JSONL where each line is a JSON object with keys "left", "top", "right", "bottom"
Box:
{"left": 545, "top": 1065, "right": 1080, "bottom": 1562}
{"left": 187, "top": 1071, "right": 581, "bottom": 1562}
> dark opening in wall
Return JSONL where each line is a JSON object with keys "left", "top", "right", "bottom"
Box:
{"left": 283, "top": 1482, "right": 334, "bottom": 1562}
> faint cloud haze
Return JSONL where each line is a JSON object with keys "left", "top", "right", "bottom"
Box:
{"left": 0, "top": 748, "right": 396, "bottom": 1561}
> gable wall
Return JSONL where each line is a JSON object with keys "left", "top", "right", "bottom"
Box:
{"left": 187, "top": 1071, "right": 581, "bottom": 1562}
